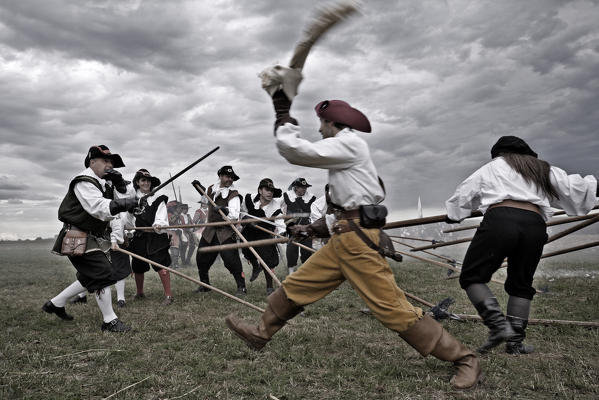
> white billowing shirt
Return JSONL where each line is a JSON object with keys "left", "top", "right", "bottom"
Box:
{"left": 276, "top": 124, "right": 384, "bottom": 210}
{"left": 310, "top": 194, "right": 327, "bottom": 223}
{"left": 242, "top": 196, "right": 286, "bottom": 235}
{"left": 134, "top": 189, "right": 169, "bottom": 230}
{"left": 445, "top": 157, "right": 597, "bottom": 221}
{"left": 73, "top": 168, "right": 114, "bottom": 222}
{"left": 110, "top": 183, "right": 137, "bottom": 244}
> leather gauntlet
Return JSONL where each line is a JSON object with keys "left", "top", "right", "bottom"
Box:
{"left": 307, "top": 217, "right": 331, "bottom": 238}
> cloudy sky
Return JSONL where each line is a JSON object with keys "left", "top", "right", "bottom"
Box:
{"left": 1, "top": 0, "right": 598, "bottom": 240}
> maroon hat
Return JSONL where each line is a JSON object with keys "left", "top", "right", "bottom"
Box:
{"left": 315, "top": 100, "right": 371, "bottom": 133}
{"left": 84, "top": 145, "right": 125, "bottom": 168}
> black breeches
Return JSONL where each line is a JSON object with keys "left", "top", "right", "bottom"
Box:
{"left": 459, "top": 207, "right": 547, "bottom": 300}
{"left": 285, "top": 237, "right": 313, "bottom": 268}
{"left": 69, "top": 251, "right": 116, "bottom": 292}
{"left": 196, "top": 236, "right": 244, "bottom": 287}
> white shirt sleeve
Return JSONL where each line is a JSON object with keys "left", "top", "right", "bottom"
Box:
{"left": 275, "top": 123, "right": 358, "bottom": 169}
{"left": 73, "top": 181, "right": 114, "bottom": 221}
{"left": 548, "top": 167, "right": 597, "bottom": 216}
{"left": 274, "top": 215, "right": 286, "bottom": 235}
{"left": 110, "top": 216, "right": 124, "bottom": 244}
{"left": 153, "top": 201, "right": 169, "bottom": 227}
{"left": 227, "top": 195, "right": 241, "bottom": 220}
{"left": 445, "top": 167, "right": 484, "bottom": 221}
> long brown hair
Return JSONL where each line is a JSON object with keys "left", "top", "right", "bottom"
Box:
{"left": 500, "top": 153, "right": 559, "bottom": 199}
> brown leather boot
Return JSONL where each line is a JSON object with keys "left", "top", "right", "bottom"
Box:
{"left": 399, "top": 315, "right": 481, "bottom": 390}
{"left": 225, "top": 287, "right": 303, "bottom": 350}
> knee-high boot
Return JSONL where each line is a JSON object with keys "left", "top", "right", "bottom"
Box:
{"left": 399, "top": 315, "right": 482, "bottom": 390}
{"left": 225, "top": 287, "right": 303, "bottom": 350}
{"left": 505, "top": 296, "right": 534, "bottom": 354}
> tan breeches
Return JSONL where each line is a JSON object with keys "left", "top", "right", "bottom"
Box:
{"left": 282, "top": 225, "right": 423, "bottom": 332}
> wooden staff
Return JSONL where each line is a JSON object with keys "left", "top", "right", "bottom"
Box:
{"left": 252, "top": 225, "right": 316, "bottom": 254}
{"left": 115, "top": 248, "right": 265, "bottom": 313}
{"left": 388, "top": 235, "right": 438, "bottom": 243}
{"left": 450, "top": 313, "right": 599, "bottom": 327}
{"left": 192, "top": 181, "right": 282, "bottom": 287}
{"left": 546, "top": 214, "right": 599, "bottom": 243}
{"left": 198, "top": 237, "right": 289, "bottom": 253}
{"left": 394, "top": 248, "right": 505, "bottom": 285}
{"left": 392, "top": 238, "right": 460, "bottom": 265}
{"left": 443, "top": 207, "right": 599, "bottom": 233}
{"left": 382, "top": 211, "right": 483, "bottom": 230}
{"left": 409, "top": 237, "right": 473, "bottom": 252}
{"left": 130, "top": 214, "right": 304, "bottom": 231}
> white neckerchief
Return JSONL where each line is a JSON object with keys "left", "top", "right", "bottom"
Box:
{"left": 212, "top": 181, "right": 236, "bottom": 200}
{"left": 285, "top": 189, "right": 313, "bottom": 202}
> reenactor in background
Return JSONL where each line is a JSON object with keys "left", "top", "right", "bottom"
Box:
{"left": 195, "top": 166, "right": 247, "bottom": 296}
{"left": 167, "top": 200, "right": 183, "bottom": 269}
{"left": 178, "top": 203, "right": 196, "bottom": 266}
{"left": 241, "top": 178, "right": 286, "bottom": 295}
{"left": 281, "top": 178, "right": 316, "bottom": 274}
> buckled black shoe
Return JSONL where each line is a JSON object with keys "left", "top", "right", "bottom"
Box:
{"left": 69, "top": 295, "right": 87, "bottom": 304}
{"left": 42, "top": 301, "right": 74, "bottom": 321}
{"left": 116, "top": 300, "right": 126, "bottom": 308}
{"left": 101, "top": 318, "right": 131, "bottom": 332}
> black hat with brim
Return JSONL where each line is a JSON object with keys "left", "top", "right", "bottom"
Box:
{"left": 291, "top": 177, "right": 312, "bottom": 188}
{"left": 258, "top": 178, "right": 282, "bottom": 198}
{"left": 217, "top": 165, "right": 240, "bottom": 181}
{"left": 133, "top": 169, "right": 161, "bottom": 190}
{"left": 491, "top": 136, "right": 538, "bottom": 159}
{"left": 84, "top": 145, "right": 125, "bottom": 168}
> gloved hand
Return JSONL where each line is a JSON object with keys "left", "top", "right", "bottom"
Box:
{"left": 192, "top": 180, "right": 206, "bottom": 194}
{"left": 287, "top": 223, "right": 310, "bottom": 237}
{"left": 109, "top": 198, "right": 138, "bottom": 215}
{"left": 444, "top": 216, "right": 460, "bottom": 224}
{"left": 104, "top": 169, "right": 129, "bottom": 193}
{"left": 215, "top": 206, "right": 229, "bottom": 216}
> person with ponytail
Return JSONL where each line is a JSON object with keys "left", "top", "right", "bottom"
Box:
{"left": 446, "top": 136, "right": 597, "bottom": 355}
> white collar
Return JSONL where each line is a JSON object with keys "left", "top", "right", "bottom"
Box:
{"left": 79, "top": 168, "right": 106, "bottom": 190}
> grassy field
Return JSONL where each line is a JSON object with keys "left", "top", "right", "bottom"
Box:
{"left": 1, "top": 239, "right": 598, "bottom": 399}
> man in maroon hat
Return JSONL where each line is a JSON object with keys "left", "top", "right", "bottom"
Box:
{"left": 225, "top": 93, "right": 481, "bottom": 390}
{"left": 44, "top": 145, "right": 137, "bottom": 332}
{"left": 195, "top": 166, "right": 247, "bottom": 296}
{"left": 281, "top": 177, "right": 316, "bottom": 274}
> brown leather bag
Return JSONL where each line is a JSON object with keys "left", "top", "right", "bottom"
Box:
{"left": 61, "top": 228, "right": 88, "bottom": 256}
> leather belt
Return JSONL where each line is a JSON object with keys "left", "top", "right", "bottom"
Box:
{"left": 488, "top": 199, "right": 542, "bottom": 216}
{"left": 335, "top": 209, "right": 360, "bottom": 220}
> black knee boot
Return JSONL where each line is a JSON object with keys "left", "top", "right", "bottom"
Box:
{"left": 505, "top": 296, "right": 534, "bottom": 354}
{"left": 505, "top": 317, "right": 534, "bottom": 354}
{"left": 473, "top": 297, "right": 515, "bottom": 353}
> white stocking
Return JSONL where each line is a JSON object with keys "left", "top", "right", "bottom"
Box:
{"left": 94, "top": 287, "right": 118, "bottom": 323}
{"left": 51, "top": 280, "right": 86, "bottom": 307}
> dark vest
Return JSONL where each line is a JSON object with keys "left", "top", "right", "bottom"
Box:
{"left": 58, "top": 175, "right": 112, "bottom": 236}
{"left": 283, "top": 191, "right": 315, "bottom": 225}
{"left": 131, "top": 194, "right": 170, "bottom": 255}
{"left": 242, "top": 194, "right": 283, "bottom": 240}
{"left": 202, "top": 185, "right": 241, "bottom": 243}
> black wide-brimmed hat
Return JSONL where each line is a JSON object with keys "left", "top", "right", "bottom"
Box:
{"left": 291, "top": 177, "right": 312, "bottom": 188}
{"left": 491, "top": 136, "right": 538, "bottom": 159}
{"left": 133, "top": 169, "right": 161, "bottom": 190}
{"left": 258, "top": 178, "right": 282, "bottom": 198}
{"left": 315, "top": 100, "right": 371, "bottom": 133}
{"left": 217, "top": 165, "right": 240, "bottom": 181}
{"left": 84, "top": 145, "right": 125, "bottom": 168}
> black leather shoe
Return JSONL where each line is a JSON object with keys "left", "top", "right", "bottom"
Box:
{"left": 116, "top": 300, "right": 126, "bottom": 308}
{"left": 69, "top": 295, "right": 87, "bottom": 304}
{"left": 235, "top": 287, "right": 247, "bottom": 297}
{"left": 195, "top": 286, "right": 211, "bottom": 293}
{"left": 42, "top": 301, "right": 74, "bottom": 321}
{"left": 101, "top": 318, "right": 131, "bottom": 332}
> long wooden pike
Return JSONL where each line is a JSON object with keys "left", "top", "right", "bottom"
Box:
{"left": 192, "top": 181, "right": 282, "bottom": 287}
{"left": 394, "top": 248, "right": 505, "bottom": 285}
{"left": 546, "top": 214, "right": 599, "bottom": 243}
{"left": 252, "top": 224, "right": 316, "bottom": 254}
{"left": 383, "top": 211, "right": 483, "bottom": 230}
{"left": 495, "top": 240, "right": 599, "bottom": 269}
{"left": 389, "top": 235, "right": 438, "bottom": 243}
{"left": 115, "top": 248, "right": 265, "bottom": 313}
{"left": 198, "top": 237, "right": 289, "bottom": 253}
{"left": 443, "top": 207, "right": 599, "bottom": 233}
{"left": 450, "top": 313, "right": 599, "bottom": 327}
{"left": 130, "top": 214, "right": 307, "bottom": 231}
{"left": 414, "top": 212, "right": 599, "bottom": 252}
{"left": 392, "top": 238, "right": 461, "bottom": 265}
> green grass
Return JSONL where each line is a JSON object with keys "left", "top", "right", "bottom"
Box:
{"left": 1, "top": 240, "right": 598, "bottom": 399}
